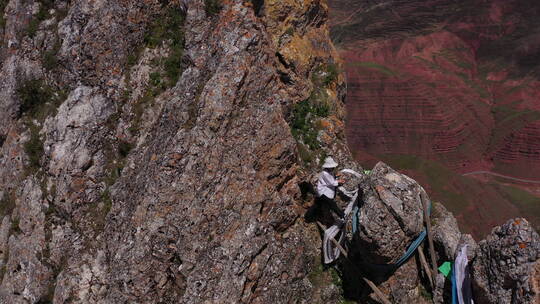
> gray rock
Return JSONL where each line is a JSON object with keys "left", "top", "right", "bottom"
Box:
{"left": 432, "top": 202, "right": 462, "bottom": 262}
{"left": 43, "top": 86, "right": 114, "bottom": 176}
{"left": 471, "top": 218, "right": 540, "bottom": 304}
{"left": 355, "top": 162, "right": 428, "bottom": 264}
{"left": 0, "top": 178, "right": 50, "bottom": 303}
{"left": 348, "top": 162, "right": 433, "bottom": 303}
{"left": 0, "top": 0, "right": 349, "bottom": 303}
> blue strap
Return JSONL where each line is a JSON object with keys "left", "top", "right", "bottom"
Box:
{"left": 357, "top": 201, "right": 432, "bottom": 269}
{"left": 393, "top": 229, "right": 427, "bottom": 268}
{"left": 451, "top": 263, "right": 457, "bottom": 304}
{"left": 392, "top": 201, "right": 432, "bottom": 267}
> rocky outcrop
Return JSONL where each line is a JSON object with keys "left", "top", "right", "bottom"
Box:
{"left": 348, "top": 162, "right": 427, "bottom": 303}
{"left": 472, "top": 218, "right": 540, "bottom": 304}
{"left": 0, "top": 0, "right": 349, "bottom": 302}
{"left": 331, "top": 160, "right": 540, "bottom": 304}
{"left": 356, "top": 162, "right": 426, "bottom": 265}
{"left": 431, "top": 202, "right": 462, "bottom": 262}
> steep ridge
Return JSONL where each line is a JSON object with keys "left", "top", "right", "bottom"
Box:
{"left": 0, "top": 0, "right": 351, "bottom": 302}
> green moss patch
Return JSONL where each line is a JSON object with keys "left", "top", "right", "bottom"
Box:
{"left": 128, "top": 90, "right": 156, "bottom": 134}
{"left": 42, "top": 39, "right": 61, "bottom": 71}
{"left": 0, "top": 191, "right": 16, "bottom": 218}
{"left": 27, "top": 0, "right": 55, "bottom": 37}
{"left": 0, "top": 0, "right": 8, "bottom": 32}
{"left": 118, "top": 140, "right": 134, "bottom": 158}
{"left": 17, "top": 79, "right": 53, "bottom": 118}
{"left": 290, "top": 96, "right": 329, "bottom": 151}
{"left": 289, "top": 63, "right": 338, "bottom": 166}
{"left": 16, "top": 78, "right": 65, "bottom": 121}
{"left": 351, "top": 61, "right": 398, "bottom": 77}
{"left": 24, "top": 124, "right": 45, "bottom": 173}
{"left": 143, "top": 3, "right": 186, "bottom": 89}
{"left": 16, "top": 78, "right": 66, "bottom": 174}
{"left": 10, "top": 217, "right": 21, "bottom": 235}
{"left": 313, "top": 63, "right": 340, "bottom": 86}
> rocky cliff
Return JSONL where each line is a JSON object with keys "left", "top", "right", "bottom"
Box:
{"left": 0, "top": 0, "right": 351, "bottom": 302}
{"left": 0, "top": 0, "right": 538, "bottom": 303}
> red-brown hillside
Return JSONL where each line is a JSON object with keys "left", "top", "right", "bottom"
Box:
{"left": 329, "top": 0, "right": 540, "bottom": 238}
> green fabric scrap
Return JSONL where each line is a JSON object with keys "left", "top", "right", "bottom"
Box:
{"left": 364, "top": 170, "right": 371, "bottom": 175}
{"left": 438, "top": 261, "right": 452, "bottom": 277}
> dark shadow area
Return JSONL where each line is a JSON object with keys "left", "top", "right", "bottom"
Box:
{"left": 299, "top": 181, "right": 315, "bottom": 198}
{"left": 250, "top": 0, "right": 264, "bottom": 17}
{"left": 303, "top": 179, "right": 439, "bottom": 302}
{"left": 304, "top": 196, "right": 339, "bottom": 227}
{"left": 442, "top": 271, "right": 452, "bottom": 303}
{"left": 302, "top": 181, "right": 342, "bottom": 227}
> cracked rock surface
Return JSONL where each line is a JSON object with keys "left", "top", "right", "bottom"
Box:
{"left": 0, "top": 0, "right": 350, "bottom": 302}
{"left": 472, "top": 218, "right": 540, "bottom": 304}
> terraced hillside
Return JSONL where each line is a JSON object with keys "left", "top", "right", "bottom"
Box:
{"left": 329, "top": 0, "right": 540, "bottom": 238}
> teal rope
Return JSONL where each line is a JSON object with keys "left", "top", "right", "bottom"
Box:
{"left": 393, "top": 229, "right": 427, "bottom": 268}
{"left": 451, "top": 263, "right": 457, "bottom": 304}
{"left": 352, "top": 202, "right": 432, "bottom": 269}
{"left": 392, "top": 202, "right": 431, "bottom": 268}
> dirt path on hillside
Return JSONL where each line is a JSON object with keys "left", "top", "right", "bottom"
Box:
{"left": 463, "top": 171, "right": 540, "bottom": 184}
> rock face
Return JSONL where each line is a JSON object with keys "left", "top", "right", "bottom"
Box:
{"left": 347, "top": 162, "right": 540, "bottom": 304}
{"left": 472, "top": 218, "right": 540, "bottom": 304}
{"left": 0, "top": 0, "right": 350, "bottom": 303}
{"left": 349, "top": 162, "right": 428, "bottom": 303}
{"left": 431, "top": 202, "right": 462, "bottom": 262}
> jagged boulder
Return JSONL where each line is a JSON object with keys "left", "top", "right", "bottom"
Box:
{"left": 355, "top": 162, "right": 428, "bottom": 264}
{"left": 431, "top": 202, "right": 462, "bottom": 262}
{"left": 471, "top": 218, "right": 540, "bottom": 304}
{"left": 350, "top": 162, "right": 439, "bottom": 303}
{"left": 430, "top": 203, "right": 464, "bottom": 304}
